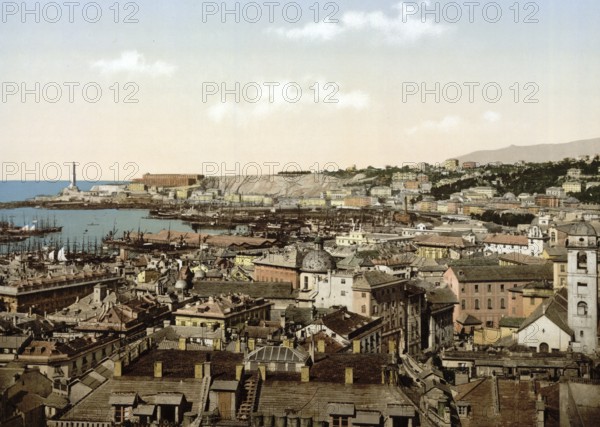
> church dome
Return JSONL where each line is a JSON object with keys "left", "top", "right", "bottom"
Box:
{"left": 301, "top": 249, "right": 335, "bottom": 273}
{"left": 568, "top": 221, "right": 597, "bottom": 237}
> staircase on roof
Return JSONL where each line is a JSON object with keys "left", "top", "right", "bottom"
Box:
{"left": 237, "top": 371, "right": 262, "bottom": 422}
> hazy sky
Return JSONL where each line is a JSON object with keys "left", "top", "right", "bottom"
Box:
{"left": 1, "top": 0, "right": 599, "bottom": 180}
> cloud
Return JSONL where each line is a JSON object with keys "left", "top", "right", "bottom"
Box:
{"left": 268, "top": 2, "right": 448, "bottom": 44}
{"left": 405, "top": 115, "right": 462, "bottom": 135}
{"left": 205, "top": 78, "right": 370, "bottom": 125}
{"left": 483, "top": 111, "right": 502, "bottom": 123}
{"left": 269, "top": 22, "right": 345, "bottom": 41}
{"left": 91, "top": 51, "right": 176, "bottom": 77}
{"left": 335, "top": 91, "right": 371, "bottom": 110}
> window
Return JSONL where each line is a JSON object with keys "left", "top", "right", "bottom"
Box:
{"left": 487, "top": 299, "right": 493, "bottom": 309}
{"left": 361, "top": 292, "right": 366, "bottom": 298}
{"left": 474, "top": 285, "right": 479, "bottom": 293}
{"left": 577, "top": 251, "right": 587, "bottom": 270}
{"left": 577, "top": 283, "right": 588, "bottom": 295}
{"left": 560, "top": 264, "right": 565, "bottom": 273}
{"left": 341, "top": 279, "right": 346, "bottom": 284}
{"left": 530, "top": 297, "right": 535, "bottom": 305}
{"left": 361, "top": 305, "right": 366, "bottom": 313}
{"left": 461, "top": 300, "right": 466, "bottom": 310}
{"left": 474, "top": 299, "right": 480, "bottom": 310}
{"left": 486, "top": 320, "right": 494, "bottom": 328}
{"left": 500, "top": 298, "right": 505, "bottom": 309}
{"left": 577, "top": 302, "right": 588, "bottom": 316}
{"left": 341, "top": 290, "right": 346, "bottom": 296}
{"left": 500, "top": 284, "right": 505, "bottom": 292}
{"left": 303, "top": 276, "right": 308, "bottom": 289}
{"left": 373, "top": 305, "right": 378, "bottom": 314}
{"left": 488, "top": 284, "right": 492, "bottom": 293}
{"left": 332, "top": 416, "right": 349, "bottom": 427}
{"left": 580, "top": 330, "right": 584, "bottom": 337}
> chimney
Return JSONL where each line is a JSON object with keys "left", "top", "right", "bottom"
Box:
{"left": 178, "top": 337, "right": 187, "bottom": 351}
{"left": 213, "top": 338, "right": 222, "bottom": 351}
{"left": 236, "top": 364, "right": 244, "bottom": 381}
{"left": 248, "top": 338, "right": 256, "bottom": 351}
{"left": 301, "top": 366, "right": 310, "bottom": 382}
{"left": 352, "top": 340, "right": 361, "bottom": 354}
{"left": 258, "top": 364, "right": 266, "bottom": 381}
{"left": 317, "top": 339, "right": 325, "bottom": 353}
{"left": 345, "top": 367, "right": 354, "bottom": 384}
{"left": 536, "top": 393, "right": 545, "bottom": 427}
{"left": 235, "top": 340, "right": 241, "bottom": 353}
{"left": 195, "top": 363, "right": 204, "bottom": 379}
{"left": 283, "top": 338, "right": 291, "bottom": 348}
{"left": 114, "top": 360, "right": 122, "bottom": 377}
{"left": 154, "top": 361, "right": 163, "bottom": 378}
{"left": 203, "top": 361, "right": 211, "bottom": 378}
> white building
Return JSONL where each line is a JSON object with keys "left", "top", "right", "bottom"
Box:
{"left": 546, "top": 187, "right": 566, "bottom": 198}
{"left": 517, "top": 288, "right": 572, "bottom": 352}
{"left": 314, "top": 272, "right": 354, "bottom": 309}
{"left": 483, "top": 226, "right": 545, "bottom": 257}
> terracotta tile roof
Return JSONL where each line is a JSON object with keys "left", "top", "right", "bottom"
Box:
{"left": 123, "top": 348, "right": 243, "bottom": 381}
{"left": 448, "top": 264, "right": 552, "bottom": 283}
{"left": 192, "top": 281, "right": 297, "bottom": 299}
{"left": 320, "top": 309, "right": 378, "bottom": 338}
{"left": 484, "top": 234, "right": 529, "bottom": 246}
{"left": 309, "top": 353, "right": 392, "bottom": 384}
{"left": 414, "top": 235, "right": 471, "bottom": 248}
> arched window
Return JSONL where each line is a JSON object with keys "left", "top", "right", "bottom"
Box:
{"left": 578, "top": 251, "right": 587, "bottom": 270}
{"left": 487, "top": 299, "right": 493, "bottom": 309}
{"left": 474, "top": 299, "right": 480, "bottom": 310}
{"left": 577, "top": 301, "right": 588, "bottom": 316}
{"left": 461, "top": 300, "right": 466, "bottom": 310}
{"left": 500, "top": 298, "right": 505, "bottom": 309}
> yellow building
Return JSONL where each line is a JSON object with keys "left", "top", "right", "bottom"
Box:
{"left": 298, "top": 198, "right": 328, "bottom": 208}
{"left": 562, "top": 181, "right": 582, "bottom": 194}
{"left": 174, "top": 295, "right": 272, "bottom": 330}
{"left": 444, "top": 159, "right": 459, "bottom": 171}
{"left": 127, "top": 182, "right": 147, "bottom": 192}
{"left": 235, "top": 254, "right": 260, "bottom": 268}
{"left": 176, "top": 188, "right": 192, "bottom": 200}
{"left": 137, "top": 269, "right": 160, "bottom": 284}
{"left": 225, "top": 194, "right": 241, "bottom": 203}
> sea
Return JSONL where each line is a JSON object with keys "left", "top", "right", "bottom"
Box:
{"left": 0, "top": 181, "right": 224, "bottom": 252}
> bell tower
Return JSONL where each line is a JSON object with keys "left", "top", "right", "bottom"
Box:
{"left": 566, "top": 221, "right": 598, "bottom": 354}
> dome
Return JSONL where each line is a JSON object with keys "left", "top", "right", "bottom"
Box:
{"left": 568, "top": 221, "right": 597, "bottom": 237}
{"left": 301, "top": 249, "right": 335, "bottom": 273}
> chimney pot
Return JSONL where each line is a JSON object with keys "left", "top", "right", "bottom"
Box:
{"left": 345, "top": 367, "right": 354, "bottom": 384}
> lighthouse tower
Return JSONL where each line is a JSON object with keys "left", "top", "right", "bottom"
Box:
{"left": 566, "top": 221, "right": 598, "bottom": 354}
{"left": 67, "top": 162, "right": 79, "bottom": 192}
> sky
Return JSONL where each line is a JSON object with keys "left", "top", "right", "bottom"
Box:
{"left": 1, "top": 0, "right": 599, "bottom": 180}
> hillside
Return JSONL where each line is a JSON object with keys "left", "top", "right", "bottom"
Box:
{"left": 199, "top": 173, "right": 366, "bottom": 197}
{"left": 456, "top": 137, "right": 600, "bottom": 164}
